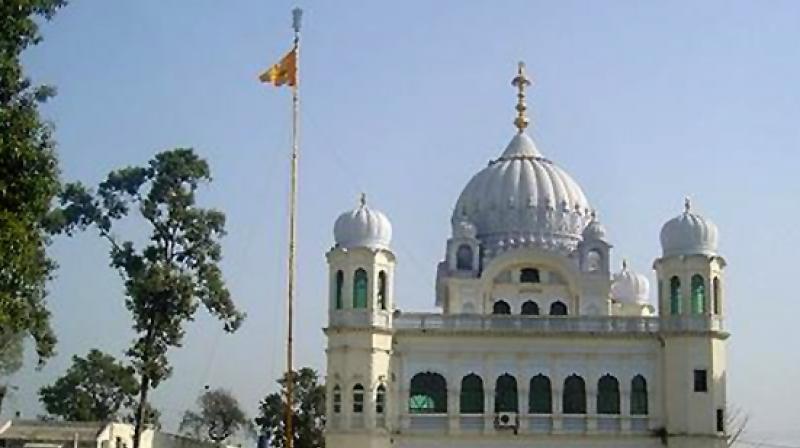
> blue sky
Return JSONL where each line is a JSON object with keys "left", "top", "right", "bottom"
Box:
{"left": 6, "top": 0, "right": 800, "bottom": 444}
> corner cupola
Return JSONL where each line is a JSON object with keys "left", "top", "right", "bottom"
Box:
{"left": 659, "top": 198, "right": 719, "bottom": 258}
{"left": 333, "top": 194, "right": 392, "bottom": 250}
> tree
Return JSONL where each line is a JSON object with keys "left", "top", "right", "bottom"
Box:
{"left": 0, "top": 0, "right": 67, "bottom": 370}
{"left": 180, "top": 388, "right": 253, "bottom": 442}
{"left": 50, "top": 149, "right": 245, "bottom": 448}
{"left": 39, "top": 349, "right": 139, "bottom": 421}
{"left": 255, "top": 368, "right": 325, "bottom": 448}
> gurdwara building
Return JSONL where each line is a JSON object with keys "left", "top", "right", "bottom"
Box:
{"left": 323, "top": 64, "right": 728, "bottom": 448}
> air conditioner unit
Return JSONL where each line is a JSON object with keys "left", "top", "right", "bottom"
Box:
{"left": 494, "top": 412, "right": 519, "bottom": 430}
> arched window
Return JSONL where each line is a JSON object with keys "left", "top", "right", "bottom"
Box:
{"left": 494, "top": 374, "right": 518, "bottom": 413}
{"left": 630, "top": 375, "right": 648, "bottom": 415}
{"left": 597, "top": 375, "right": 620, "bottom": 414}
{"left": 521, "top": 301, "right": 539, "bottom": 316}
{"left": 409, "top": 372, "right": 447, "bottom": 414}
{"left": 353, "top": 268, "right": 368, "bottom": 309}
{"left": 529, "top": 375, "right": 552, "bottom": 414}
{"left": 353, "top": 384, "right": 364, "bottom": 413}
{"left": 492, "top": 300, "right": 511, "bottom": 315}
{"left": 692, "top": 274, "right": 706, "bottom": 315}
{"left": 456, "top": 244, "right": 473, "bottom": 271}
{"left": 459, "top": 374, "right": 484, "bottom": 414}
{"left": 563, "top": 375, "right": 586, "bottom": 414}
{"left": 333, "top": 385, "right": 341, "bottom": 413}
{"left": 335, "top": 270, "right": 344, "bottom": 309}
{"left": 549, "top": 301, "right": 568, "bottom": 316}
{"left": 376, "top": 384, "right": 386, "bottom": 414}
{"left": 586, "top": 250, "right": 603, "bottom": 272}
{"left": 713, "top": 277, "right": 721, "bottom": 315}
{"left": 520, "top": 268, "right": 540, "bottom": 283}
{"left": 670, "top": 276, "right": 681, "bottom": 315}
{"left": 377, "top": 271, "right": 387, "bottom": 310}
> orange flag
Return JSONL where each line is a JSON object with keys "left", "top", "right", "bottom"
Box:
{"left": 259, "top": 47, "right": 297, "bottom": 87}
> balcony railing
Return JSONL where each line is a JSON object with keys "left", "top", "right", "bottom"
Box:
{"left": 393, "top": 313, "right": 724, "bottom": 334}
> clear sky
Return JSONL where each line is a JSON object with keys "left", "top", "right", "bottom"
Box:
{"left": 7, "top": 1, "right": 800, "bottom": 445}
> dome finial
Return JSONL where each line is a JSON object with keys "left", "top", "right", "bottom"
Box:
{"left": 622, "top": 258, "right": 628, "bottom": 270}
{"left": 359, "top": 192, "right": 367, "bottom": 208}
{"left": 684, "top": 196, "right": 691, "bottom": 213}
{"left": 511, "top": 61, "right": 532, "bottom": 133}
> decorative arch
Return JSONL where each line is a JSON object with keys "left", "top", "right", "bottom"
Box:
{"left": 597, "top": 375, "right": 620, "bottom": 414}
{"left": 459, "top": 374, "right": 484, "bottom": 414}
{"left": 377, "top": 270, "right": 387, "bottom": 310}
{"left": 456, "top": 244, "right": 474, "bottom": 271}
{"left": 713, "top": 277, "right": 721, "bottom": 314}
{"left": 335, "top": 270, "right": 344, "bottom": 309}
{"left": 529, "top": 374, "right": 552, "bottom": 414}
{"left": 353, "top": 268, "right": 368, "bottom": 309}
{"left": 521, "top": 300, "right": 539, "bottom": 316}
{"left": 409, "top": 372, "right": 447, "bottom": 414}
{"left": 494, "top": 374, "right": 518, "bottom": 413}
{"left": 691, "top": 274, "right": 706, "bottom": 314}
{"left": 669, "top": 276, "right": 681, "bottom": 315}
{"left": 586, "top": 250, "right": 603, "bottom": 272}
{"left": 563, "top": 375, "right": 586, "bottom": 414}
{"left": 631, "top": 375, "right": 648, "bottom": 415}
{"left": 493, "top": 300, "right": 511, "bottom": 315}
{"left": 352, "top": 384, "right": 365, "bottom": 413}
{"left": 549, "top": 301, "right": 568, "bottom": 316}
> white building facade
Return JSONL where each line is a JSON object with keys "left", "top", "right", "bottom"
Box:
{"left": 323, "top": 64, "right": 728, "bottom": 448}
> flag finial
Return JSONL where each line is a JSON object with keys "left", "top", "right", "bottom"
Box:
{"left": 292, "top": 8, "right": 303, "bottom": 33}
{"left": 511, "top": 61, "right": 532, "bottom": 133}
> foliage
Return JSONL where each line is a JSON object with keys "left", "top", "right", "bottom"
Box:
{"left": 0, "top": 0, "right": 68, "bottom": 366}
{"left": 39, "top": 349, "right": 139, "bottom": 421}
{"left": 50, "top": 149, "right": 244, "bottom": 448}
{"left": 180, "top": 388, "right": 252, "bottom": 441}
{"left": 255, "top": 368, "right": 325, "bottom": 448}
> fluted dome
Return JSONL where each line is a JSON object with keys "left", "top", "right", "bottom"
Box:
{"left": 334, "top": 196, "right": 392, "bottom": 250}
{"left": 660, "top": 199, "right": 718, "bottom": 257}
{"left": 452, "top": 132, "right": 592, "bottom": 254}
{"left": 611, "top": 261, "right": 650, "bottom": 304}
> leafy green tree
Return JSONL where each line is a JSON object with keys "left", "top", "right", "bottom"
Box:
{"left": 50, "top": 149, "right": 244, "bottom": 448}
{"left": 255, "top": 368, "right": 325, "bottom": 448}
{"left": 39, "top": 349, "right": 139, "bottom": 421}
{"left": 0, "top": 0, "right": 67, "bottom": 369}
{"left": 180, "top": 388, "right": 253, "bottom": 441}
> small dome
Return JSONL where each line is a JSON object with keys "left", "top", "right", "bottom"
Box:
{"left": 333, "top": 195, "right": 392, "bottom": 250}
{"left": 660, "top": 199, "right": 718, "bottom": 257}
{"left": 582, "top": 213, "right": 607, "bottom": 241}
{"left": 453, "top": 220, "right": 477, "bottom": 239}
{"left": 611, "top": 261, "right": 650, "bottom": 304}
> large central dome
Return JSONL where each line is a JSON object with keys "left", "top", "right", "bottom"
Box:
{"left": 452, "top": 131, "right": 592, "bottom": 254}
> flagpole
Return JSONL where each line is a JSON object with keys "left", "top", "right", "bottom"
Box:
{"left": 285, "top": 7, "right": 302, "bottom": 448}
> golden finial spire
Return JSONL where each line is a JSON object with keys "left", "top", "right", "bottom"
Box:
{"left": 511, "top": 61, "right": 532, "bottom": 133}
{"left": 359, "top": 192, "right": 367, "bottom": 207}
{"left": 684, "top": 196, "right": 691, "bottom": 213}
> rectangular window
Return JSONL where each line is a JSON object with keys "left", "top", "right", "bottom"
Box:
{"left": 693, "top": 369, "right": 708, "bottom": 392}
{"left": 716, "top": 408, "right": 724, "bottom": 432}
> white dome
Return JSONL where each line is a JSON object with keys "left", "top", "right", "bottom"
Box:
{"left": 452, "top": 132, "right": 592, "bottom": 254}
{"left": 611, "top": 261, "right": 650, "bottom": 304}
{"left": 660, "top": 199, "right": 718, "bottom": 257}
{"left": 582, "top": 214, "right": 607, "bottom": 241}
{"left": 334, "top": 196, "right": 392, "bottom": 250}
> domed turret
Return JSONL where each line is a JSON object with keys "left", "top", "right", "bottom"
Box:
{"left": 611, "top": 260, "right": 650, "bottom": 304}
{"left": 660, "top": 198, "right": 718, "bottom": 258}
{"left": 334, "top": 194, "right": 392, "bottom": 250}
{"left": 582, "top": 212, "right": 608, "bottom": 242}
{"left": 451, "top": 63, "right": 592, "bottom": 255}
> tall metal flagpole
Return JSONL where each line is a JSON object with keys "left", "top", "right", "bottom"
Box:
{"left": 285, "top": 7, "right": 302, "bottom": 448}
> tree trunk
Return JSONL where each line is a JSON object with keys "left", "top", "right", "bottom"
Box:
{"left": 133, "top": 374, "right": 151, "bottom": 448}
